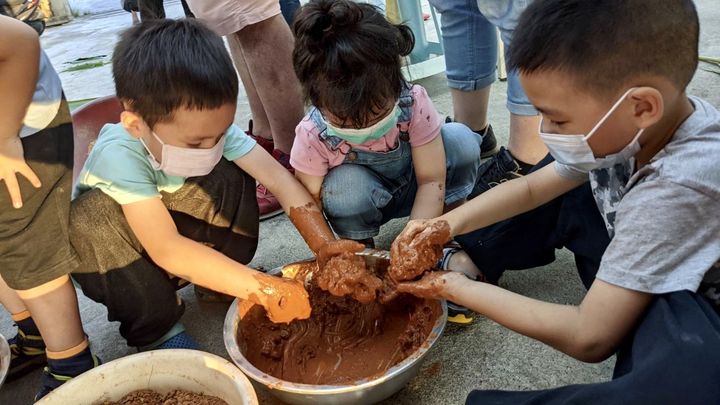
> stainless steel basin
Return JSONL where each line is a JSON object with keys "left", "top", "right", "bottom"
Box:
{"left": 223, "top": 250, "right": 447, "bottom": 405}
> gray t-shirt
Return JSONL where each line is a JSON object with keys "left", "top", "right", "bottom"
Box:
{"left": 584, "top": 97, "right": 720, "bottom": 299}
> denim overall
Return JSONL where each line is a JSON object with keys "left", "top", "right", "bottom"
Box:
{"left": 311, "top": 86, "right": 481, "bottom": 240}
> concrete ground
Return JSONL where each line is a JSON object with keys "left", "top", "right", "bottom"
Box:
{"left": 2, "top": 1, "right": 720, "bottom": 404}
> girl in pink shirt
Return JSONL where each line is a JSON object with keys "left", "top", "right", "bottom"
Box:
{"left": 290, "top": 0, "right": 484, "bottom": 245}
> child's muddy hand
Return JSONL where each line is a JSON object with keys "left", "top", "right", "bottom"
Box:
{"left": 397, "top": 271, "right": 454, "bottom": 299}
{"left": 317, "top": 239, "right": 365, "bottom": 269}
{"left": 389, "top": 219, "right": 451, "bottom": 282}
{"left": 396, "top": 219, "right": 439, "bottom": 246}
{"left": 254, "top": 274, "right": 312, "bottom": 323}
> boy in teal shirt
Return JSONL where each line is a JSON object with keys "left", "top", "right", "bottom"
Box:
{"left": 71, "top": 19, "right": 347, "bottom": 351}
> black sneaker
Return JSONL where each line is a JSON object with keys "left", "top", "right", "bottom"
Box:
{"left": 444, "top": 117, "right": 499, "bottom": 159}
{"left": 470, "top": 146, "right": 522, "bottom": 198}
{"left": 438, "top": 247, "right": 477, "bottom": 325}
{"left": 476, "top": 125, "right": 499, "bottom": 158}
{"left": 7, "top": 329, "right": 47, "bottom": 381}
{"left": 447, "top": 302, "right": 475, "bottom": 325}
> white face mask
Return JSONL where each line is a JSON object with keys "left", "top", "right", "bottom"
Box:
{"left": 140, "top": 131, "right": 225, "bottom": 177}
{"left": 326, "top": 105, "right": 400, "bottom": 144}
{"left": 539, "top": 88, "right": 644, "bottom": 172}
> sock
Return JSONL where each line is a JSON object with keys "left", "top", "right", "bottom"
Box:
{"left": 13, "top": 312, "right": 41, "bottom": 336}
{"left": 46, "top": 341, "right": 96, "bottom": 377}
{"left": 46, "top": 339, "right": 89, "bottom": 360}
{"left": 507, "top": 150, "right": 535, "bottom": 175}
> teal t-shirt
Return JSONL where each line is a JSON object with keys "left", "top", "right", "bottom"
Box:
{"left": 73, "top": 123, "right": 256, "bottom": 204}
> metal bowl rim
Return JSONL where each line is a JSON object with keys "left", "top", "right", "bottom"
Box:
{"left": 0, "top": 332, "right": 12, "bottom": 388}
{"left": 223, "top": 252, "right": 447, "bottom": 395}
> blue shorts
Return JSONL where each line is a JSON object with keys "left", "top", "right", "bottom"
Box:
{"left": 429, "top": 0, "right": 537, "bottom": 116}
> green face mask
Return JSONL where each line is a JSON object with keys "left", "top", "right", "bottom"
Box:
{"left": 326, "top": 105, "right": 400, "bottom": 144}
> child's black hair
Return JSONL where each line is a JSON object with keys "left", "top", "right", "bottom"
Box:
{"left": 509, "top": 0, "right": 699, "bottom": 97}
{"left": 112, "top": 19, "right": 238, "bottom": 127}
{"left": 292, "top": 0, "right": 414, "bottom": 128}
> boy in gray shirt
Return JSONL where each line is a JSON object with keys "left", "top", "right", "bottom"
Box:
{"left": 393, "top": 1, "right": 720, "bottom": 403}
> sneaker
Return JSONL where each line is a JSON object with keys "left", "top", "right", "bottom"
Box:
{"left": 444, "top": 117, "right": 499, "bottom": 158}
{"left": 34, "top": 348, "right": 100, "bottom": 401}
{"left": 246, "top": 119, "right": 274, "bottom": 154}
{"left": 438, "top": 247, "right": 487, "bottom": 325}
{"left": 138, "top": 324, "right": 200, "bottom": 352}
{"left": 476, "top": 125, "right": 499, "bottom": 158}
{"left": 447, "top": 302, "right": 475, "bottom": 325}
{"left": 470, "top": 146, "right": 522, "bottom": 198}
{"left": 155, "top": 332, "right": 199, "bottom": 350}
{"left": 256, "top": 183, "right": 284, "bottom": 220}
{"left": 438, "top": 248, "right": 474, "bottom": 324}
{"left": 7, "top": 329, "right": 47, "bottom": 381}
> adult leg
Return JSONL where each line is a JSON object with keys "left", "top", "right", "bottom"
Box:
{"left": 430, "top": 0, "right": 498, "bottom": 136}
{"left": 226, "top": 35, "right": 272, "bottom": 146}
{"left": 138, "top": 0, "right": 165, "bottom": 20}
{"left": 186, "top": 0, "right": 301, "bottom": 218}
{"left": 232, "top": 15, "right": 303, "bottom": 154}
{"left": 481, "top": 0, "right": 546, "bottom": 165}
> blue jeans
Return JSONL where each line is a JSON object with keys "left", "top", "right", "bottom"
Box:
{"left": 322, "top": 123, "right": 481, "bottom": 239}
{"left": 279, "top": 0, "right": 300, "bottom": 26}
{"left": 429, "top": 0, "right": 537, "bottom": 116}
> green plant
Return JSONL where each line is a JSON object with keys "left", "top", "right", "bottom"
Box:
{"left": 699, "top": 56, "right": 720, "bottom": 75}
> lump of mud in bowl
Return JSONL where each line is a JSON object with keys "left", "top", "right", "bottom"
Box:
{"left": 389, "top": 220, "right": 451, "bottom": 282}
{"left": 237, "top": 260, "right": 442, "bottom": 385}
{"left": 99, "top": 389, "right": 228, "bottom": 405}
{"left": 317, "top": 251, "right": 383, "bottom": 304}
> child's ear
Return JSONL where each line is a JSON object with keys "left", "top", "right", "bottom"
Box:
{"left": 120, "top": 110, "right": 149, "bottom": 139}
{"left": 629, "top": 87, "right": 664, "bottom": 129}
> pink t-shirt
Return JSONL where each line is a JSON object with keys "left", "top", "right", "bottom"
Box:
{"left": 290, "top": 85, "right": 443, "bottom": 177}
